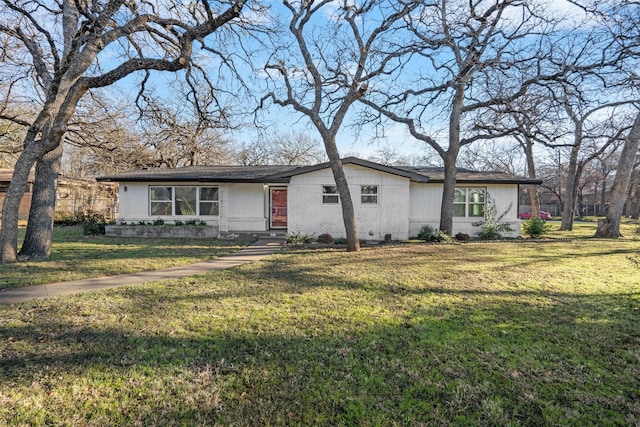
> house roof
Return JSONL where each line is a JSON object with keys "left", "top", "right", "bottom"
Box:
{"left": 264, "top": 157, "right": 430, "bottom": 183}
{"left": 96, "top": 158, "right": 541, "bottom": 185}
{"left": 96, "top": 165, "right": 298, "bottom": 183}
{"left": 397, "top": 166, "right": 543, "bottom": 185}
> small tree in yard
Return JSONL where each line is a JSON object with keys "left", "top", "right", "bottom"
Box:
{"left": 522, "top": 217, "right": 551, "bottom": 239}
{"left": 473, "top": 194, "right": 514, "bottom": 240}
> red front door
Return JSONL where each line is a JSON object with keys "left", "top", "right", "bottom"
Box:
{"left": 270, "top": 188, "right": 287, "bottom": 228}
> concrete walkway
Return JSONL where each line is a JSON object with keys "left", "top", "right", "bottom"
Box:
{"left": 0, "top": 240, "right": 283, "bottom": 305}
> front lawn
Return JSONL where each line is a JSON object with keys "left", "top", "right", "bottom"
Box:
{"left": 0, "top": 226, "right": 246, "bottom": 289}
{"left": 1, "top": 222, "right": 639, "bottom": 425}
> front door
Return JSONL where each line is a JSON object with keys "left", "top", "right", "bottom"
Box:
{"left": 270, "top": 187, "right": 287, "bottom": 229}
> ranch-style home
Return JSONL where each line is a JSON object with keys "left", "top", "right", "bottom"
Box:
{"left": 96, "top": 157, "right": 541, "bottom": 240}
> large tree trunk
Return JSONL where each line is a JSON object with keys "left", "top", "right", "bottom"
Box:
{"left": 522, "top": 137, "right": 540, "bottom": 216}
{"left": 322, "top": 135, "right": 359, "bottom": 252}
{"left": 629, "top": 169, "right": 640, "bottom": 220}
{"left": 594, "top": 111, "right": 640, "bottom": 238}
{"left": 560, "top": 144, "right": 581, "bottom": 231}
{"left": 0, "top": 141, "right": 50, "bottom": 263}
{"left": 440, "top": 86, "right": 463, "bottom": 236}
{"left": 439, "top": 151, "right": 458, "bottom": 235}
{"left": 599, "top": 179, "right": 607, "bottom": 216}
{"left": 0, "top": 92, "right": 77, "bottom": 263}
{"left": 19, "top": 145, "right": 63, "bottom": 259}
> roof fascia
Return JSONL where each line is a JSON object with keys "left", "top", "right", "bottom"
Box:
{"left": 265, "top": 157, "right": 430, "bottom": 182}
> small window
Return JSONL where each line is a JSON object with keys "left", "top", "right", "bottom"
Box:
{"left": 175, "top": 186, "right": 197, "bottom": 216}
{"left": 453, "top": 189, "right": 466, "bottom": 217}
{"left": 150, "top": 186, "right": 172, "bottom": 216}
{"left": 322, "top": 185, "right": 339, "bottom": 204}
{"left": 468, "top": 188, "right": 485, "bottom": 217}
{"left": 199, "top": 187, "right": 219, "bottom": 216}
{"left": 361, "top": 185, "right": 378, "bottom": 204}
{"left": 453, "top": 187, "right": 485, "bottom": 217}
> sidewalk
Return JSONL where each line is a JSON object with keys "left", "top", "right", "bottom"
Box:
{"left": 0, "top": 240, "right": 283, "bottom": 305}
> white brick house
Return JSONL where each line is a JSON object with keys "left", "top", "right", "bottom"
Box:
{"left": 97, "top": 157, "right": 541, "bottom": 240}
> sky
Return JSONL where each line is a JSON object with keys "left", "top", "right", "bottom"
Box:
{"left": 96, "top": 0, "right": 615, "bottom": 166}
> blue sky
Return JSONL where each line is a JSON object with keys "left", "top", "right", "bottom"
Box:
{"left": 107, "top": 0, "right": 602, "bottom": 165}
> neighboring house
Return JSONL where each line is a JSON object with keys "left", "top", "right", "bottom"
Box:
{"left": 0, "top": 169, "right": 118, "bottom": 220}
{"left": 0, "top": 169, "right": 35, "bottom": 219}
{"left": 55, "top": 175, "right": 119, "bottom": 220}
{"left": 96, "top": 157, "right": 542, "bottom": 239}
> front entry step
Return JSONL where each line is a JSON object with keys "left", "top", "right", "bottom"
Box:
{"left": 219, "top": 231, "right": 287, "bottom": 242}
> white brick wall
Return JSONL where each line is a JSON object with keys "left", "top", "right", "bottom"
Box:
{"left": 116, "top": 182, "right": 266, "bottom": 232}
{"left": 409, "top": 183, "right": 521, "bottom": 237}
{"left": 288, "top": 164, "right": 410, "bottom": 240}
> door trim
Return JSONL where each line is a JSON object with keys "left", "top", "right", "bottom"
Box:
{"left": 269, "top": 187, "right": 287, "bottom": 229}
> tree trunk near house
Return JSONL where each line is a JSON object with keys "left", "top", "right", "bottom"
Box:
{"left": 629, "top": 169, "right": 640, "bottom": 220}
{"left": 19, "top": 146, "right": 63, "bottom": 259}
{"left": 1, "top": 83, "right": 83, "bottom": 263}
{"left": 599, "top": 180, "right": 607, "bottom": 216}
{"left": 560, "top": 144, "right": 581, "bottom": 231}
{"left": 440, "top": 152, "right": 458, "bottom": 235}
{"left": 521, "top": 137, "right": 540, "bottom": 216}
{"left": 0, "top": 132, "right": 56, "bottom": 263}
{"left": 594, "top": 111, "right": 640, "bottom": 238}
{"left": 439, "top": 86, "right": 464, "bottom": 236}
{"left": 323, "top": 135, "right": 359, "bottom": 252}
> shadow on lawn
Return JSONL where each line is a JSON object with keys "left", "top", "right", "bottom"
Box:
{"left": 1, "top": 255, "right": 639, "bottom": 425}
{"left": 1, "top": 243, "right": 639, "bottom": 424}
{"left": 1, "top": 287, "right": 638, "bottom": 425}
{"left": 0, "top": 239, "right": 246, "bottom": 290}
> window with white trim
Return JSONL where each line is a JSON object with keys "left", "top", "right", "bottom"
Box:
{"left": 361, "top": 185, "right": 378, "bottom": 204}
{"left": 322, "top": 185, "right": 339, "bottom": 204}
{"left": 453, "top": 187, "right": 485, "bottom": 217}
{"left": 149, "top": 186, "right": 219, "bottom": 216}
{"left": 175, "top": 186, "right": 197, "bottom": 215}
{"left": 150, "top": 186, "right": 173, "bottom": 216}
{"left": 199, "top": 187, "right": 219, "bottom": 216}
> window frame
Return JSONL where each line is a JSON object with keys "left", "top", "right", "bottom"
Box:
{"left": 149, "top": 186, "right": 173, "bottom": 216}
{"left": 322, "top": 185, "right": 340, "bottom": 204}
{"left": 149, "top": 185, "right": 219, "bottom": 217}
{"left": 452, "top": 187, "right": 486, "bottom": 218}
{"left": 360, "top": 185, "right": 378, "bottom": 204}
{"left": 199, "top": 187, "right": 220, "bottom": 216}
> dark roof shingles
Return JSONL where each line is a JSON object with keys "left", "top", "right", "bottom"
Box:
{"left": 97, "top": 159, "right": 541, "bottom": 185}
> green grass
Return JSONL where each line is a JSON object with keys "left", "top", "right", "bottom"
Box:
{"left": 0, "top": 226, "right": 246, "bottom": 289}
{"left": 1, "top": 221, "right": 639, "bottom": 425}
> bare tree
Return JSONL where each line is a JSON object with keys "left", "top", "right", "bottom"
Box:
{"left": 259, "top": 0, "right": 419, "bottom": 251}
{"left": 360, "top": 0, "right": 558, "bottom": 235}
{"left": 0, "top": 82, "right": 31, "bottom": 168}
{"left": 367, "top": 143, "right": 410, "bottom": 166}
{"left": 0, "top": 120, "right": 24, "bottom": 168}
{"left": 627, "top": 166, "right": 640, "bottom": 220}
{"left": 268, "top": 131, "right": 325, "bottom": 165}
{"left": 556, "top": 100, "right": 633, "bottom": 230}
{"left": 595, "top": 110, "right": 640, "bottom": 237}
{"left": 135, "top": 88, "right": 238, "bottom": 168}
{"left": 62, "top": 96, "right": 145, "bottom": 176}
{"left": 458, "top": 141, "right": 524, "bottom": 174}
{"left": 237, "top": 131, "right": 325, "bottom": 165}
{"left": 0, "top": 0, "right": 256, "bottom": 262}
{"left": 471, "top": 88, "right": 572, "bottom": 219}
